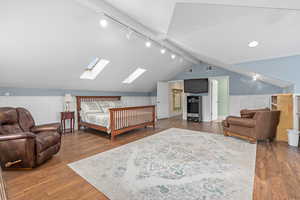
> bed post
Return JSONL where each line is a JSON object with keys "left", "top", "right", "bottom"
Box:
{"left": 152, "top": 105, "right": 156, "bottom": 129}
{"left": 76, "top": 96, "right": 81, "bottom": 130}
{"left": 110, "top": 109, "right": 116, "bottom": 141}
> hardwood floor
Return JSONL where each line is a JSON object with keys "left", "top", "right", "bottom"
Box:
{"left": 2, "top": 117, "right": 300, "bottom": 200}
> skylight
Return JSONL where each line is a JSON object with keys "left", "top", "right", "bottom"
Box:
{"left": 80, "top": 58, "right": 110, "bottom": 80}
{"left": 123, "top": 68, "right": 146, "bottom": 84}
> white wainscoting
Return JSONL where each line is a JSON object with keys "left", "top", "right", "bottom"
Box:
{"left": 0, "top": 96, "right": 152, "bottom": 128}
{"left": 0, "top": 96, "right": 64, "bottom": 125}
{"left": 0, "top": 95, "right": 271, "bottom": 126}
{"left": 229, "top": 95, "right": 271, "bottom": 117}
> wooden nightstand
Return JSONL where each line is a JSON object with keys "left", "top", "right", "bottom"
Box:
{"left": 61, "top": 111, "right": 75, "bottom": 134}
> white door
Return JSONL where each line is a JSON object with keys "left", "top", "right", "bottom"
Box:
{"left": 211, "top": 80, "right": 218, "bottom": 121}
{"left": 157, "top": 82, "right": 169, "bottom": 119}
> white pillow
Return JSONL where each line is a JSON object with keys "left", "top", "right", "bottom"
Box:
{"left": 81, "top": 101, "right": 103, "bottom": 113}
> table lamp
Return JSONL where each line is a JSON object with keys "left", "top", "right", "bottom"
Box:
{"left": 64, "top": 94, "right": 72, "bottom": 112}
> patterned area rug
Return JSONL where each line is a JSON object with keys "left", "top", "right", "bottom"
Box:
{"left": 69, "top": 128, "right": 257, "bottom": 200}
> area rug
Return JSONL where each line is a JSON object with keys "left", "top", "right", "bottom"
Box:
{"left": 68, "top": 128, "right": 257, "bottom": 200}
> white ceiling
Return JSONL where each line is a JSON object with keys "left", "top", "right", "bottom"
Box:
{"left": 168, "top": 3, "right": 300, "bottom": 64}
{"left": 106, "top": 0, "right": 300, "bottom": 35}
{"left": 0, "top": 0, "right": 191, "bottom": 92}
{"left": 1, "top": 0, "right": 298, "bottom": 91}
{"left": 105, "top": 0, "right": 300, "bottom": 87}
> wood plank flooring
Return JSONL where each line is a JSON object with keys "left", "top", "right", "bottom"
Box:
{"left": 2, "top": 117, "right": 300, "bottom": 200}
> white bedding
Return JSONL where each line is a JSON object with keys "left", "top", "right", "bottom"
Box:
{"left": 81, "top": 112, "right": 110, "bottom": 129}
{"left": 80, "top": 101, "right": 153, "bottom": 134}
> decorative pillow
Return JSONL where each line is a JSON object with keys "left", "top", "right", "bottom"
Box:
{"left": 81, "top": 102, "right": 103, "bottom": 113}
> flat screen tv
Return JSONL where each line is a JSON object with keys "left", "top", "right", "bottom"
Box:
{"left": 184, "top": 79, "right": 209, "bottom": 93}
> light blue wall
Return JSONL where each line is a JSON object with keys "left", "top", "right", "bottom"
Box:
{"left": 234, "top": 55, "right": 299, "bottom": 93}
{"left": 0, "top": 87, "right": 150, "bottom": 96}
{"left": 172, "top": 63, "right": 283, "bottom": 95}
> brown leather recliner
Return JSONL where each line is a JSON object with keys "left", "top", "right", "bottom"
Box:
{"left": 222, "top": 108, "right": 280, "bottom": 143}
{"left": 0, "top": 107, "right": 62, "bottom": 169}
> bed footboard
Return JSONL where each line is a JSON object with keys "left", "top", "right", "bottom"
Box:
{"left": 109, "top": 105, "right": 155, "bottom": 141}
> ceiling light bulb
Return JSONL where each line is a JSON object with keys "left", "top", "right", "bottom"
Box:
{"left": 248, "top": 41, "right": 259, "bottom": 48}
{"left": 171, "top": 54, "right": 176, "bottom": 59}
{"left": 99, "top": 19, "right": 108, "bottom": 28}
{"left": 145, "top": 40, "right": 152, "bottom": 48}
{"left": 126, "top": 28, "right": 133, "bottom": 40}
{"left": 160, "top": 48, "right": 166, "bottom": 54}
{"left": 253, "top": 74, "right": 259, "bottom": 81}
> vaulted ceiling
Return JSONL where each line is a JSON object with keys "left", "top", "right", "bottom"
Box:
{"left": 106, "top": 0, "right": 300, "bottom": 87}
{"left": 1, "top": 0, "right": 299, "bottom": 91}
{"left": 0, "top": 0, "right": 191, "bottom": 92}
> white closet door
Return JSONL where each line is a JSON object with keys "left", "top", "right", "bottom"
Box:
{"left": 157, "top": 82, "right": 169, "bottom": 119}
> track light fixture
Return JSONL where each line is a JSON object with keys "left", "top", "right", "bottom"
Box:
{"left": 126, "top": 28, "right": 133, "bottom": 40}
{"left": 98, "top": 12, "right": 188, "bottom": 62}
{"left": 145, "top": 40, "right": 152, "bottom": 48}
{"left": 252, "top": 74, "right": 259, "bottom": 81}
{"left": 99, "top": 13, "right": 108, "bottom": 28}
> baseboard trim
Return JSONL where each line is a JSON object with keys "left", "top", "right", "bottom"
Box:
{"left": 0, "top": 167, "right": 7, "bottom": 200}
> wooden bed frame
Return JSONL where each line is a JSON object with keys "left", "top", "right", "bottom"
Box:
{"left": 0, "top": 167, "right": 7, "bottom": 200}
{"left": 76, "top": 96, "right": 156, "bottom": 141}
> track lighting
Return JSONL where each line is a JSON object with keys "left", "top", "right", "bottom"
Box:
{"left": 99, "top": 13, "right": 108, "bottom": 28}
{"left": 252, "top": 74, "right": 259, "bottom": 81}
{"left": 145, "top": 40, "right": 152, "bottom": 48}
{"left": 99, "top": 19, "right": 108, "bottom": 28}
{"left": 96, "top": 12, "right": 188, "bottom": 62}
{"left": 126, "top": 28, "right": 133, "bottom": 40}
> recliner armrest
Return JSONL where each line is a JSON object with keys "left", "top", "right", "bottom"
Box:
{"left": 31, "top": 123, "right": 61, "bottom": 133}
{"left": 0, "top": 132, "right": 36, "bottom": 142}
{"left": 227, "top": 117, "right": 256, "bottom": 128}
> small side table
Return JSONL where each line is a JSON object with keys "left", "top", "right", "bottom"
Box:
{"left": 61, "top": 111, "right": 75, "bottom": 134}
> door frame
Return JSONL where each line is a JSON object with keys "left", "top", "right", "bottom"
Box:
{"left": 210, "top": 79, "right": 218, "bottom": 121}
{"left": 208, "top": 76, "right": 230, "bottom": 121}
{"left": 156, "top": 81, "right": 170, "bottom": 119}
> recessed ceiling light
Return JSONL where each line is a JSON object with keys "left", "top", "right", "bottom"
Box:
{"left": 171, "top": 54, "right": 176, "bottom": 59}
{"left": 160, "top": 48, "right": 166, "bottom": 54}
{"left": 123, "top": 68, "right": 146, "bottom": 84}
{"left": 145, "top": 40, "right": 152, "bottom": 48}
{"left": 248, "top": 41, "right": 259, "bottom": 48}
{"left": 80, "top": 58, "right": 110, "bottom": 80}
{"left": 99, "top": 19, "right": 108, "bottom": 28}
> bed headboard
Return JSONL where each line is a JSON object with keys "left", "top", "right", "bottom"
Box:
{"left": 76, "top": 96, "right": 121, "bottom": 128}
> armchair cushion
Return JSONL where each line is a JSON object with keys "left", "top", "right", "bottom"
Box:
{"left": 31, "top": 123, "right": 61, "bottom": 133}
{"left": 17, "top": 108, "right": 35, "bottom": 132}
{"left": 35, "top": 131, "right": 61, "bottom": 153}
{"left": 227, "top": 117, "right": 256, "bottom": 128}
{"left": 240, "top": 108, "right": 270, "bottom": 118}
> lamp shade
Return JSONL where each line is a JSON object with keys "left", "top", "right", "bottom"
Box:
{"left": 64, "top": 94, "right": 72, "bottom": 103}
